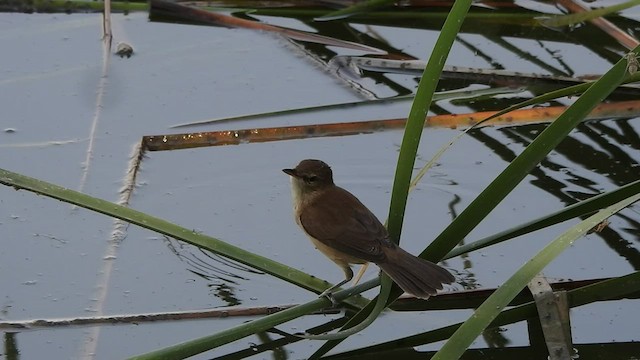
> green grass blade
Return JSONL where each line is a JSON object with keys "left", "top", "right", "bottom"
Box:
{"left": 473, "top": 72, "right": 640, "bottom": 126}
{"left": 128, "top": 281, "right": 378, "bottom": 359}
{"left": 432, "top": 191, "right": 640, "bottom": 359}
{"left": 170, "top": 87, "right": 516, "bottom": 129}
{"left": 295, "top": 279, "right": 393, "bottom": 340}
{"left": 0, "top": 168, "right": 397, "bottom": 357}
{"left": 308, "top": 0, "right": 473, "bottom": 357}
{"left": 538, "top": 0, "right": 640, "bottom": 28}
{"left": 325, "top": 271, "right": 640, "bottom": 357}
{"left": 446, "top": 179, "right": 640, "bottom": 259}
{"left": 0, "top": 167, "right": 368, "bottom": 308}
{"left": 387, "top": 0, "right": 473, "bottom": 246}
{"left": 422, "top": 45, "right": 638, "bottom": 263}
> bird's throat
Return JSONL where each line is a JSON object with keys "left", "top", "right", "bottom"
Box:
{"left": 289, "top": 177, "right": 305, "bottom": 215}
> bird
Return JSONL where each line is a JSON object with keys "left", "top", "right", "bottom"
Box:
{"left": 283, "top": 159, "right": 455, "bottom": 300}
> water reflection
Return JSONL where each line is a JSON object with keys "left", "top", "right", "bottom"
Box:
{"left": 470, "top": 119, "right": 640, "bottom": 270}
{"left": 164, "top": 237, "right": 264, "bottom": 306}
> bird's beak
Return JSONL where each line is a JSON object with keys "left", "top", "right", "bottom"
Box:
{"left": 282, "top": 168, "right": 299, "bottom": 177}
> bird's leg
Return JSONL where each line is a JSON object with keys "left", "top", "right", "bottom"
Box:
{"left": 351, "top": 263, "right": 369, "bottom": 286}
{"left": 319, "top": 266, "right": 353, "bottom": 305}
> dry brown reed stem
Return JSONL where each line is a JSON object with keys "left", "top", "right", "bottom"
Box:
{"left": 143, "top": 100, "right": 640, "bottom": 151}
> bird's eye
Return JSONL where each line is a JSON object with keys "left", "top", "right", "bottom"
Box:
{"left": 306, "top": 175, "right": 318, "bottom": 184}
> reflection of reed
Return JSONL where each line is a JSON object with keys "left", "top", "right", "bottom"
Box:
{"left": 469, "top": 119, "right": 640, "bottom": 269}
{"left": 164, "top": 237, "right": 264, "bottom": 306}
{"left": 274, "top": 4, "right": 639, "bottom": 96}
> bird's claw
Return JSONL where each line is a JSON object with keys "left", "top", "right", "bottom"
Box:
{"left": 319, "top": 291, "right": 339, "bottom": 306}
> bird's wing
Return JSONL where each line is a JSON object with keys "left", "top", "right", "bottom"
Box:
{"left": 299, "top": 187, "right": 392, "bottom": 263}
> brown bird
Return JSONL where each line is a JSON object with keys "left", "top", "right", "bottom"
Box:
{"left": 283, "top": 159, "right": 455, "bottom": 299}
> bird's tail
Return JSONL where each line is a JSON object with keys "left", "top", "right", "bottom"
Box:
{"left": 378, "top": 248, "right": 454, "bottom": 299}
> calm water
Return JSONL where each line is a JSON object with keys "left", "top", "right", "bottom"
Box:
{"left": 1, "top": 3, "right": 639, "bottom": 359}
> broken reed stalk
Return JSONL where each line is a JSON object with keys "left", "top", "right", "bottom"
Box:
{"left": 143, "top": 100, "right": 640, "bottom": 151}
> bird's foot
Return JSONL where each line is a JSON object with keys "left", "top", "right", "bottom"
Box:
{"left": 319, "top": 290, "right": 339, "bottom": 306}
